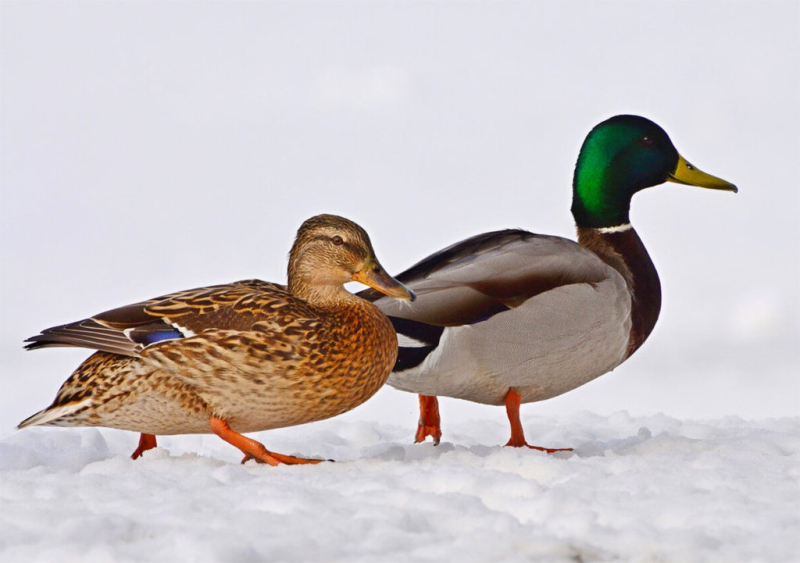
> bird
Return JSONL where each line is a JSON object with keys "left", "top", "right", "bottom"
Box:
{"left": 19, "top": 214, "right": 414, "bottom": 465}
{"left": 360, "top": 115, "right": 737, "bottom": 450}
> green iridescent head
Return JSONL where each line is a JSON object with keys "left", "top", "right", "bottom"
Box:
{"left": 571, "top": 115, "right": 737, "bottom": 229}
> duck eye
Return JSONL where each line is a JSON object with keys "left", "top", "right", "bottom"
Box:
{"left": 640, "top": 136, "right": 654, "bottom": 147}
{"left": 331, "top": 235, "right": 344, "bottom": 246}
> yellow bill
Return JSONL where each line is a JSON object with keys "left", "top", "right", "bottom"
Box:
{"left": 668, "top": 154, "right": 738, "bottom": 192}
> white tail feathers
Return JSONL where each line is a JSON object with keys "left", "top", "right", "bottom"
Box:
{"left": 17, "top": 399, "right": 92, "bottom": 429}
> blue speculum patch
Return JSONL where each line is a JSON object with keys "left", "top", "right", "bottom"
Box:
{"left": 141, "top": 330, "right": 184, "bottom": 344}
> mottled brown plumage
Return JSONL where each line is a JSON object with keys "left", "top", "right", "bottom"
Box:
{"left": 20, "top": 215, "right": 413, "bottom": 465}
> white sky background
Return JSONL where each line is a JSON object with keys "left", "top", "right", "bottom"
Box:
{"left": 1, "top": 1, "right": 798, "bottom": 438}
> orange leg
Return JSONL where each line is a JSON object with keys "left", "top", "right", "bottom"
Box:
{"left": 504, "top": 389, "right": 573, "bottom": 453}
{"left": 209, "top": 416, "right": 325, "bottom": 466}
{"left": 131, "top": 433, "right": 158, "bottom": 460}
{"left": 415, "top": 394, "right": 442, "bottom": 445}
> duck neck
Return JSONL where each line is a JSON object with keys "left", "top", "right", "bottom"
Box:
{"left": 571, "top": 139, "right": 636, "bottom": 229}
{"left": 287, "top": 250, "right": 360, "bottom": 308}
{"left": 289, "top": 279, "right": 360, "bottom": 309}
{"left": 577, "top": 224, "right": 661, "bottom": 358}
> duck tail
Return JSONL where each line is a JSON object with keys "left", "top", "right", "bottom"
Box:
{"left": 17, "top": 399, "right": 92, "bottom": 430}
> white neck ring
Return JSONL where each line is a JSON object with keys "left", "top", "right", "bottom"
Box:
{"left": 596, "top": 223, "right": 632, "bottom": 234}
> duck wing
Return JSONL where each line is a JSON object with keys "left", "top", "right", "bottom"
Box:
{"left": 360, "top": 229, "right": 609, "bottom": 326}
{"left": 24, "top": 279, "right": 312, "bottom": 357}
{"left": 358, "top": 230, "right": 611, "bottom": 371}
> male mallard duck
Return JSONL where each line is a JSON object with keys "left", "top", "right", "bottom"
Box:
{"left": 20, "top": 214, "right": 414, "bottom": 465}
{"left": 361, "top": 115, "right": 736, "bottom": 450}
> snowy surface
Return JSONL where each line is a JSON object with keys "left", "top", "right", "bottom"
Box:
{"left": 2, "top": 1, "right": 799, "bottom": 562}
{"left": 1, "top": 413, "right": 798, "bottom": 563}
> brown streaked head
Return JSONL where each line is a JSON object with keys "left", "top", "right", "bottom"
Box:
{"left": 287, "top": 214, "right": 414, "bottom": 304}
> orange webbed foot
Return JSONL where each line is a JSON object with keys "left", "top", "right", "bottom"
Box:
{"left": 504, "top": 434, "right": 573, "bottom": 453}
{"left": 415, "top": 395, "right": 442, "bottom": 445}
{"left": 503, "top": 389, "right": 572, "bottom": 454}
{"left": 210, "top": 416, "right": 328, "bottom": 466}
{"left": 131, "top": 433, "right": 157, "bottom": 460}
{"left": 240, "top": 452, "right": 327, "bottom": 466}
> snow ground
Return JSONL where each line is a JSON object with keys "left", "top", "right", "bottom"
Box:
{"left": 1, "top": 412, "right": 798, "bottom": 563}
{"left": 2, "top": 2, "right": 799, "bottom": 562}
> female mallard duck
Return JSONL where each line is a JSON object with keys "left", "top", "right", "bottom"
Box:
{"left": 361, "top": 115, "right": 736, "bottom": 450}
{"left": 20, "top": 214, "right": 414, "bottom": 465}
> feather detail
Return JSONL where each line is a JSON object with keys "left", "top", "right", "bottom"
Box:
{"left": 17, "top": 399, "right": 92, "bottom": 429}
{"left": 390, "top": 316, "right": 445, "bottom": 372}
{"left": 23, "top": 280, "right": 304, "bottom": 357}
{"left": 360, "top": 229, "right": 608, "bottom": 327}
{"left": 25, "top": 319, "right": 145, "bottom": 356}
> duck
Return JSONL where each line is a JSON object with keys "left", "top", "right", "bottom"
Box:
{"left": 19, "top": 214, "right": 414, "bottom": 465}
{"left": 360, "top": 115, "right": 736, "bottom": 450}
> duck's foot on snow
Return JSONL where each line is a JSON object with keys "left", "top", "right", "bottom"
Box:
{"left": 210, "top": 416, "right": 328, "bottom": 466}
{"left": 504, "top": 389, "right": 573, "bottom": 453}
{"left": 130, "top": 433, "right": 158, "bottom": 459}
{"left": 415, "top": 394, "right": 442, "bottom": 445}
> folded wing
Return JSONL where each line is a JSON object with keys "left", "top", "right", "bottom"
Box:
{"left": 360, "top": 229, "right": 608, "bottom": 326}
{"left": 24, "top": 279, "right": 308, "bottom": 357}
